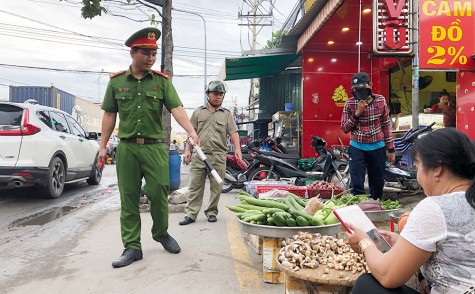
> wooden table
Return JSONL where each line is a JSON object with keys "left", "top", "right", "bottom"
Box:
{"left": 277, "top": 261, "right": 363, "bottom": 294}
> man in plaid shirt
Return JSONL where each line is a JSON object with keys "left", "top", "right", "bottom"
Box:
{"left": 341, "top": 72, "right": 395, "bottom": 199}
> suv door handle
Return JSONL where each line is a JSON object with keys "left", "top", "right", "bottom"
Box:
{"left": 79, "top": 139, "right": 84, "bottom": 142}
{"left": 60, "top": 135, "right": 66, "bottom": 139}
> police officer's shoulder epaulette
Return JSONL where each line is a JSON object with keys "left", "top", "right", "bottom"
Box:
{"left": 152, "top": 70, "right": 169, "bottom": 79}
{"left": 109, "top": 70, "right": 126, "bottom": 78}
{"left": 221, "top": 107, "right": 231, "bottom": 113}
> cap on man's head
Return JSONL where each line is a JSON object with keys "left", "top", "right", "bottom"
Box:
{"left": 125, "top": 27, "right": 161, "bottom": 49}
{"left": 351, "top": 72, "right": 370, "bottom": 89}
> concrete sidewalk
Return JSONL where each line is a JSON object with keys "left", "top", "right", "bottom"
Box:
{"left": 1, "top": 166, "right": 281, "bottom": 294}
{"left": 1, "top": 164, "right": 425, "bottom": 294}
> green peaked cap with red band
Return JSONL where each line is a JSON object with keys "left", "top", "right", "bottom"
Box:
{"left": 125, "top": 27, "right": 161, "bottom": 48}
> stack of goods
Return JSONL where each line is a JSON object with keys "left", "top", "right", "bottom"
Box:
{"left": 306, "top": 180, "right": 345, "bottom": 199}
{"left": 335, "top": 194, "right": 403, "bottom": 211}
{"left": 297, "top": 158, "right": 317, "bottom": 170}
{"left": 227, "top": 191, "right": 342, "bottom": 227}
{"left": 244, "top": 180, "right": 288, "bottom": 196}
{"left": 278, "top": 232, "right": 369, "bottom": 277}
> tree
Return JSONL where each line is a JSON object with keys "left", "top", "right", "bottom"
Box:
{"left": 264, "top": 29, "right": 288, "bottom": 49}
{"left": 78, "top": 0, "right": 106, "bottom": 19}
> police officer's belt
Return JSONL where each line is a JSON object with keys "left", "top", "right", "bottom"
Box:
{"left": 121, "top": 137, "right": 165, "bottom": 144}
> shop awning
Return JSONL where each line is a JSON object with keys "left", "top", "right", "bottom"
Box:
{"left": 217, "top": 53, "right": 299, "bottom": 81}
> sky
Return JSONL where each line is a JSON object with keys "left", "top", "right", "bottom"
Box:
{"left": 0, "top": 0, "right": 296, "bottom": 135}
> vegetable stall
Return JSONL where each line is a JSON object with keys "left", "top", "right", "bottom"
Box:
{"left": 228, "top": 180, "right": 403, "bottom": 284}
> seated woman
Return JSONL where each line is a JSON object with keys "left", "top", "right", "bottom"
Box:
{"left": 430, "top": 90, "right": 449, "bottom": 113}
{"left": 442, "top": 96, "right": 456, "bottom": 128}
{"left": 347, "top": 127, "right": 475, "bottom": 294}
{"left": 387, "top": 106, "right": 402, "bottom": 131}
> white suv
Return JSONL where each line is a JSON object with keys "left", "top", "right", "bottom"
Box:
{"left": 0, "top": 101, "right": 103, "bottom": 198}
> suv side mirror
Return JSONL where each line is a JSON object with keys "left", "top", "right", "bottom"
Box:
{"left": 88, "top": 132, "right": 98, "bottom": 140}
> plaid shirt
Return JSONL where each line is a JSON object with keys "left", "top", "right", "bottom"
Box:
{"left": 341, "top": 93, "right": 395, "bottom": 152}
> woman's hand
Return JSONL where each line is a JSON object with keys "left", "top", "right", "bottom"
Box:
{"left": 380, "top": 230, "right": 399, "bottom": 246}
{"left": 345, "top": 223, "right": 370, "bottom": 253}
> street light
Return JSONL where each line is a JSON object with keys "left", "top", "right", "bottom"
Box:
{"left": 144, "top": 1, "right": 208, "bottom": 104}
{"left": 172, "top": 8, "right": 208, "bottom": 105}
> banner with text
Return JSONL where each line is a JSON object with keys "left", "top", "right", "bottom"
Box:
{"left": 419, "top": 0, "right": 475, "bottom": 70}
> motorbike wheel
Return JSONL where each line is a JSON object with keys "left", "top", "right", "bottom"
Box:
{"left": 327, "top": 164, "right": 350, "bottom": 189}
{"left": 248, "top": 167, "right": 282, "bottom": 181}
{"left": 222, "top": 167, "right": 235, "bottom": 193}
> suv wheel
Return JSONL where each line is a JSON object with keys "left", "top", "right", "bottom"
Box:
{"left": 41, "top": 157, "right": 65, "bottom": 199}
{"left": 87, "top": 157, "right": 103, "bottom": 185}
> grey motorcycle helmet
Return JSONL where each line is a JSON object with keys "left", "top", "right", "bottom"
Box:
{"left": 206, "top": 80, "right": 227, "bottom": 93}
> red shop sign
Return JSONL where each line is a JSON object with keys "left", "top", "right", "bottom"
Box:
{"left": 373, "top": 0, "right": 413, "bottom": 55}
{"left": 419, "top": 0, "right": 475, "bottom": 70}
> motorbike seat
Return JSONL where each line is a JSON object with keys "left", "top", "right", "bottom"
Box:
{"left": 256, "top": 150, "right": 301, "bottom": 159}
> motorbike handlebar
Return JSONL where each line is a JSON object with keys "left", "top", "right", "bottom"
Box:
{"left": 400, "top": 122, "right": 436, "bottom": 144}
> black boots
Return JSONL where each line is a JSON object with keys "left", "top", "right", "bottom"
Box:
{"left": 207, "top": 215, "right": 217, "bottom": 222}
{"left": 153, "top": 233, "right": 181, "bottom": 254}
{"left": 112, "top": 248, "right": 143, "bottom": 268}
{"left": 179, "top": 216, "right": 195, "bottom": 226}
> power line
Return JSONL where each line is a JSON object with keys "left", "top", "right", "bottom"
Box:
{"left": 0, "top": 23, "right": 240, "bottom": 56}
{"left": 0, "top": 63, "right": 219, "bottom": 77}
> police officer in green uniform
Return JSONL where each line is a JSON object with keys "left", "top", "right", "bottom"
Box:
{"left": 99, "top": 27, "right": 199, "bottom": 268}
{"left": 179, "top": 81, "right": 242, "bottom": 225}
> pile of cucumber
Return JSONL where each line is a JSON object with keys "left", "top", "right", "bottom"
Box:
{"left": 227, "top": 192, "right": 339, "bottom": 227}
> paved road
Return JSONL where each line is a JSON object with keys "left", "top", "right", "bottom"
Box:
{"left": 0, "top": 164, "right": 118, "bottom": 234}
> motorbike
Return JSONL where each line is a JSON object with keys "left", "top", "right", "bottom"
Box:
{"left": 382, "top": 122, "right": 435, "bottom": 193}
{"left": 242, "top": 136, "right": 350, "bottom": 188}
{"left": 222, "top": 152, "right": 250, "bottom": 193}
{"left": 222, "top": 132, "right": 289, "bottom": 193}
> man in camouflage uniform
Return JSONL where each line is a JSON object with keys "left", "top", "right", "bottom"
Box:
{"left": 99, "top": 27, "right": 199, "bottom": 268}
{"left": 179, "top": 81, "right": 242, "bottom": 225}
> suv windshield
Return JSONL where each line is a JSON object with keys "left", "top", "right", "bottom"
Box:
{"left": 0, "top": 104, "right": 23, "bottom": 132}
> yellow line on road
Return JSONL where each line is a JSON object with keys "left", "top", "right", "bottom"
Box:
{"left": 224, "top": 208, "right": 263, "bottom": 293}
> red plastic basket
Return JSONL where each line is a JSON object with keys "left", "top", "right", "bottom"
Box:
{"left": 307, "top": 188, "right": 345, "bottom": 199}
{"left": 256, "top": 186, "right": 308, "bottom": 198}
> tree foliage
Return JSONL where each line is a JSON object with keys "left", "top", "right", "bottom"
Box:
{"left": 264, "top": 29, "right": 288, "bottom": 49}
{"left": 76, "top": 0, "right": 108, "bottom": 19}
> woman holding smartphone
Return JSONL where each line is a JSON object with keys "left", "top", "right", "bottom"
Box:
{"left": 346, "top": 128, "right": 475, "bottom": 294}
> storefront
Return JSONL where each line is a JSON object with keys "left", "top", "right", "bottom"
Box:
{"left": 293, "top": 0, "right": 475, "bottom": 157}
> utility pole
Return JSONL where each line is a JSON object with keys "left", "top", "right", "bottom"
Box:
{"left": 250, "top": 0, "right": 257, "bottom": 114}
{"left": 143, "top": 0, "right": 173, "bottom": 144}
{"left": 411, "top": 0, "right": 420, "bottom": 129}
{"left": 161, "top": 0, "right": 173, "bottom": 146}
{"left": 238, "top": 0, "right": 274, "bottom": 124}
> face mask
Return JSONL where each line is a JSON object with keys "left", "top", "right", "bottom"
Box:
{"left": 353, "top": 88, "right": 372, "bottom": 100}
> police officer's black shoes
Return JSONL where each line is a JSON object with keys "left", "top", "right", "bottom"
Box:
{"left": 207, "top": 215, "right": 217, "bottom": 222}
{"left": 112, "top": 248, "right": 143, "bottom": 268}
{"left": 179, "top": 216, "right": 195, "bottom": 226}
{"left": 154, "top": 233, "right": 181, "bottom": 254}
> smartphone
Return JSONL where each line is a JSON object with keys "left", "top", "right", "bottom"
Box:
{"left": 333, "top": 205, "right": 392, "bottom": 253}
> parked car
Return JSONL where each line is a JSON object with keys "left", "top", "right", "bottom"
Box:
{"left": 0, "top": 100, "right": 103, "bottom": 198}
{"left": 96, "top": 133, "right": 119, "bottom": 164}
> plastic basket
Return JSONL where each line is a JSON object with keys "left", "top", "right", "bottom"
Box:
{"left": 307, "top": 188, "right": 345, "bottom": 199}
{"left": 245, "top": 181, "right": 288, "bottom": 196}
{"left": 256, "top": 186, "right": 308, "bottom": 198}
